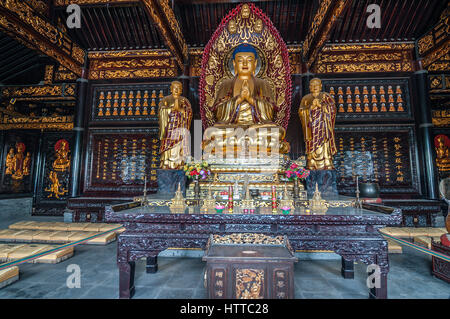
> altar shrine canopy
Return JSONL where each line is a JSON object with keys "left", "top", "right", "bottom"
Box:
{"left": 0, "top": 0, "right": 448, "bottom": 302}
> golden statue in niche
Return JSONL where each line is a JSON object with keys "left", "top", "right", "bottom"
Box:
{"left": 435, "top": 135, "right": 450, "bottom": 171}
{"left": 45, "top": 171, "right": 68, "bottom": 199}
{"left": 299, "top": 78, "right": 337, "bottom": 170}
{"left": 158, "top": 81, "right": 192, "bottom": 170}
{"left": 5, "top": 148, "right": 14, "bottom": 175}
{"left": 53, "top": 139, "right": 71, "bottom": 172}
{"left": 5, "top": 142, "right": 31, "bottom": 180}
{"left": 204, "top": 44, "right": 289, "bottom": 155}
{"left": 23, "top": 152, "right": 31, "bottom": 176}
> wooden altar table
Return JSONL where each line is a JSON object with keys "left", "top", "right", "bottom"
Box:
{"left": 104, "top": 201, "right": 401, "bottom": 299}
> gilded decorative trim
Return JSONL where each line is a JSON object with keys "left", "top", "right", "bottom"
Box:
{"left": 422, "top": 40, "right": 450, "bottom": 68}
{"left": 54, "top": 0, "right": 137, "bottom": 5}
{"left": 44, "top": 65, "right": 54, "bottom": 84}
{"left": 315, "top": 43, "right": 414, "bottom": 74}
{"left": 0, "top": 123, "right": 73, "bottom": 130}
{"left": 418, "top": 7, "right": 449, "bottom": 56}
{"left": 88, "top": 50, "right": 173, "bottom": 59}
{"left": 432, "top": 117, "right": 450, "bottom": 127}
{"left": 2, "top": 84, "right": 76, "bottom": 100}
{"left": 54, "top": 65, "right": 78, "bottom": 82}
{"left": 0, "top": 114, "right": 74, "bottom": 130}
{"left": 322, "top": 43, "right": 415, "bottom": 51}
{"left": 88, "top": 54, "right": 177, "bottom": 80}
{"left": 0, "top": 0, "right": 84, "bottom": 76}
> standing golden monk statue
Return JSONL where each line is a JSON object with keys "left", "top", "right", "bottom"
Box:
{"left": 299, "top": 78, "right": 337, "bottom": 170}
{"left": 158, "top": 81, "right": 192, "bottom": 170}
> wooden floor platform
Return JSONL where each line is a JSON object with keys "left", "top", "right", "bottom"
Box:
{"left": 380, "top": 227, "right": 447, "bottom": 251}
{"left": 8, "top": 221, "right": 123, "bottom": 233}
{"left": 0, "top": 244, "right": 74, "bottom": 264}
{"left": 0, "top": 266, "right": 19, "bottom": 289}
{"left": 0, "top": 229, "right": 117, "bottom": 245}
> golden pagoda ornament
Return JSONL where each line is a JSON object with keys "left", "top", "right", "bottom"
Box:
{"left": 201, "top": 185, "right": 216, "bottom": 214}
{"left": 170, "top": 183, "right": 186, "bottom": 213}
{"left": 309, "top": 183, "right": 328, "bottom": 214}
{"left": 279, "top": 184, "right": 294, "bottom": 210}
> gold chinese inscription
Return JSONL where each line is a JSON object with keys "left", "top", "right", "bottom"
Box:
{"left": 334, "top": 130, "right": 413, "bottom": 188}
{"left": 236, "top": 269, "right": 264, "bottom": 299}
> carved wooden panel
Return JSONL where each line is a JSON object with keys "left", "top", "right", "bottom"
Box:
{"left": 84, "top": 128, "right": 160, "bottom": 196}
{"left": 322, "top": 78, "right": 412, "bottom": 121}
{"left": 90, "top": 83, "right": 171, "bottom": 123}
{"left": 0, "top": 131, "right": 37, "bottom": 194}
{"left": 334, "top": 125, "right": 420, "bottom": 196}
{"left": 34, "top": 132, "right": 73, "bottom": 214}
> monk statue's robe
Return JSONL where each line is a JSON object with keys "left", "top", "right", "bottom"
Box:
{"left": 159, "top": 94, "right": 192, "bottom": 170}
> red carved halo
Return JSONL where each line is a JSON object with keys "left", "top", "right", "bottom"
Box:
{"left": 435, "top": 134, "right": 450, "bottom": 148}
{"left": 55, "top": 139, "right": 69, "bottom": 152}
{"left": 15, "top": 142, "right": 25, "bottom": 152}
{"left": 199, "top": 3, "right": 292, "bottom": 130}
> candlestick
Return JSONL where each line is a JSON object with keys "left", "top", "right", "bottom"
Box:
{"left": 271, "top": 185, "right": 277, "bottom": 214}
{"left": 228, "top": 186, "right": 233, "bottom": 214}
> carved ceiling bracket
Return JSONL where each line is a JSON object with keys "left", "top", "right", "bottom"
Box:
{"left": 0, "top": 0, "right": 85, "bottom": 77}
{"left": 303, "top": 0, "right": 350, "bottom": 69}
{"left": 142, "top": 0, "right": 188, "bottom": 70}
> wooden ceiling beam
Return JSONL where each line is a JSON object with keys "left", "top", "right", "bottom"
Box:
{"left": 141, "top": 0, "right": 188, "bottom": 69}
{"left": 0, "top": 0, "right": 85, "bottom": 76}
{"left": 303, "top": 0, "right": 351, "bottom": 69}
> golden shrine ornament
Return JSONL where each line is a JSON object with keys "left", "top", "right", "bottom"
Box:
{"left": 199, "top": 3, "right": 292, "bottom": 131}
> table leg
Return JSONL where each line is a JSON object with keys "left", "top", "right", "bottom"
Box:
{"left": 341, "top": 257, "right": 354, "bottom": 279}
{"left": 119, "top": 261, "right": 135, "bottom": 299}
{"left": 146, "top": 255, "right": 158, "bottom": 273}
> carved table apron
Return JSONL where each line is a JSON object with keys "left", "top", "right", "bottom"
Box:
{"left": 105, "top": 204, "right": 401, "bottom": 299}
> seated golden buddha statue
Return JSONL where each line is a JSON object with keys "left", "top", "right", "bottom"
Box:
{"left": 436, "top": 135, "right": 450, "bottom": 171}
{"left": 203, "top": 44, "right": 289, "bottom": 157}
{"left": 53, "top": 140, "right": 71, "bottom": 172}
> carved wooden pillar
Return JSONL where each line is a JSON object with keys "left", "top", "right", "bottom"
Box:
{"left": 69, "top": 55, "right": 89, "bottom": 198}
{"left": 414, "top": 61, "right": 438, "bottom": 199}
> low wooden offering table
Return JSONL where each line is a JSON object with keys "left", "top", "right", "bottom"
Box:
{"left": 104, "top": 196, "right": 401, "bottom": 299}
{"left": 203, "top": 234, "right": 297, "bottom": 299}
